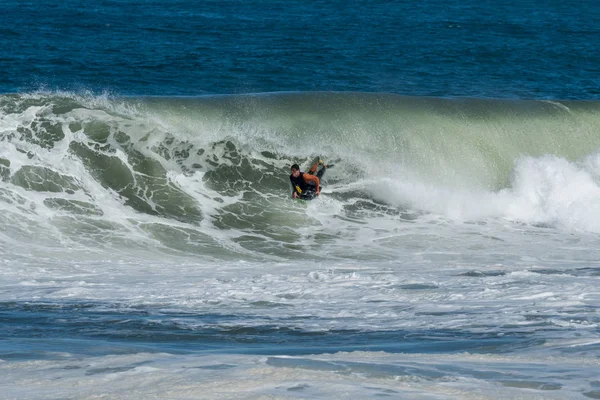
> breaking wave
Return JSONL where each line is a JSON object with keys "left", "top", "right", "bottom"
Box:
{"left": 2, "top": 91, "right": 600, "bottom": 258}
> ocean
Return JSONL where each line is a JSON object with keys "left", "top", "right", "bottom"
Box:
{"left": 1, "top": 1, "right": 600, "bottom": 399}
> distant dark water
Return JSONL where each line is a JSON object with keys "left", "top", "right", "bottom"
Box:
{"left": 2, "top": 0, "right": 599, "bottom": 98}
{"left": 0, "top": 300, "right": 542, "bottom": 359}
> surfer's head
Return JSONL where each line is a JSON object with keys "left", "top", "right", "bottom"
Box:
{"left": 290, "top": 164, "right": 300, "bottom": 178}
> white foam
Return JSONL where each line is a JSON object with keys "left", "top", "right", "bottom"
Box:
{"left": 1, "top": 351, "right": 597, "bottom": 400}
{"left": 505, "top": 154, "right": 600, "bottom": 231}
{"left": 349, "top": 151, "right": 600, "bottom": 234}
{"left": 3, "top": 93, "right": 600, "bottom": 399}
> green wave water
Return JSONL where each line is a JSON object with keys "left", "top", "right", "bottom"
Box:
{"left": 4, "top": 92, "right": 600, "bottom": 188}
{"left": 2, "top": 91, "right": 600, "bottom": 255}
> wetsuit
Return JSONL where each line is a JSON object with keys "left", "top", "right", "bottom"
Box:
{"left": 290, "top": 164, "right": 327, "bottom": 200}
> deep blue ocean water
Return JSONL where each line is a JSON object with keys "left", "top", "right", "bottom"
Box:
{"left": 2, "top": 0, "right": 600, "bottom": 98}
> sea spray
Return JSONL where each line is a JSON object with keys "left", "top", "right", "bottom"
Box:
{"left": 3, "top": 91, "right": 600, "bottom": 258}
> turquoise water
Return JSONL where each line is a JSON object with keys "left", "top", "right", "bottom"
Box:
{"left": 2, "top": 2, "right": 600, "bottom": 399}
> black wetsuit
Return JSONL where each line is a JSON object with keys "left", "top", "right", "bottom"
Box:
{"left": 290, "top": 167, "right": 326, "bottom": 200}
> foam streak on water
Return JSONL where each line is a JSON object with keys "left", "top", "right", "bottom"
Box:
{"left": 1, "top": 92, "right": 600, "bottom": 398}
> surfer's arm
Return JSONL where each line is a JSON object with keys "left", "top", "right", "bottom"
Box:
{"left": 290, "top": 178, "right": 300, "bottom": 198}
{"left": 302, "top": 173, "right": 320, "bottom": 194}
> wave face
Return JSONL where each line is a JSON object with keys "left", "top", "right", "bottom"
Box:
{"left": 3, "top": 91, "right": 600, "bottom": 258}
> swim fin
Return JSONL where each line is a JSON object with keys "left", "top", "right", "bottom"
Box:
{"left": 318, "top": 159, "right": 334, "bottom": 168}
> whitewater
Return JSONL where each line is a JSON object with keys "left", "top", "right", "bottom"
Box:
{"left": 1, "top": 91, "right": 600, "bottom": 399}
